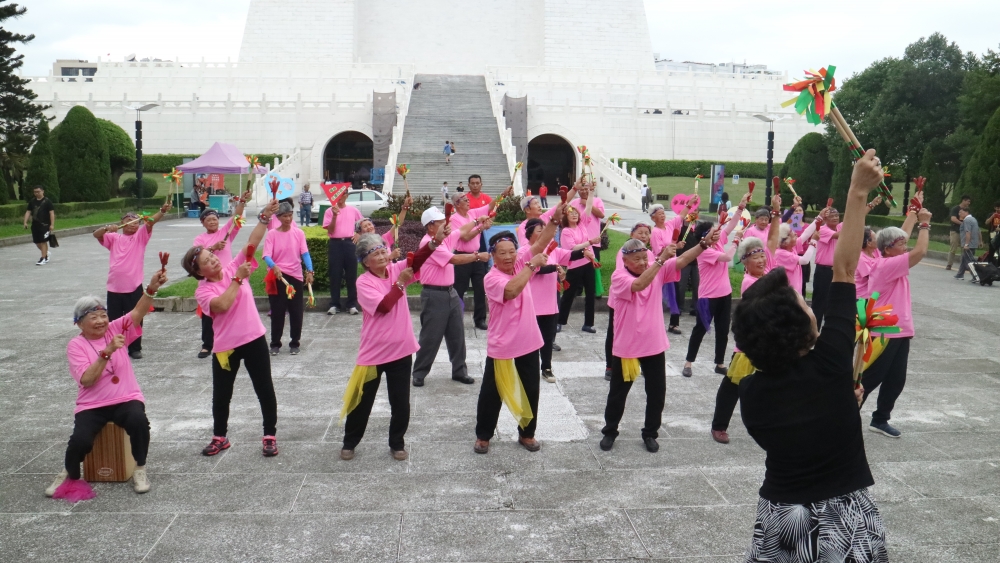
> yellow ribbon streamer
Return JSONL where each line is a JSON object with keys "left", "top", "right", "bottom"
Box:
{"left": 621, "top": 358, "right": 641, "bottom": 382}
{"left": 340, "top": 365, "right": 378, "bottom": 421}
{"left": 215, "top": 350, "right": 235, "bottom": 371}
{"left": 494, "top": 359, "right": 534, "bottom": 429}
{"left": 727, "top": 352, "right": 756, "bottom": 385}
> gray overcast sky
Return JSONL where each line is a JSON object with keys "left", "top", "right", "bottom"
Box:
{"left": 14, "top": 0, "right": 1000, "bottom": 79}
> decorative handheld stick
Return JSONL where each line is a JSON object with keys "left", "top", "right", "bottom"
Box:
{"left": 406, "top": 252, "right": 414, "bottom": 268}
{"left": 559, "top": 187, "right": 568, "bottom": 204}
{"left": 158, "top": 252, "right": 169, "bottom": 275}
{"left": 120, "top": 213, "right": 153, "bottom": 228}
{"left": 544, "top": 240, "right": 558, "bottom": 256}
{"left": 747, "top": 181, "right": 755, "bottom": 200}
{"left": 509, "top": 161, "right": 523, "bottom": 188}
{"left": 599, "top": 213, "right": 621, "bottom": 236}
{"left": 306, "top": 284, "right": 315, "bottom": 308}
{"left": 910, "top": 177, "right": 926, "bottom": 210}
{"left": 772, "top": 176, "right": 781, "bottom": 197}
{"left": 269, "top": 177, "right": 280, "bottom": 200}
{"left": 694, "top": 174, "right": 703, "bottom": 194}
{"left": 395, "top": 164, "right": 411, "bottom": 198}
{"left": 444, "top": 203, "right": 454, "bottom": 225}
{"left": 784, "top": 177, "right": 799, "bottom": 198}
{"left": 853, "top": 292, "right": 901, "bottom": 388}
{"left": 827, "top": 197, "right": 835, "bottom": 209}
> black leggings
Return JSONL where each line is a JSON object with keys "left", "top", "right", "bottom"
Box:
{"left": 603, "top": 353, "right": 667, "bottom": 439}
{"left": 107, "top": 285, "right": 142, "bottom": 354}
{"left": 343, "top": 355, "right": 412, "bottom": 451}
{"left": 559, "top": 263, "right": 595, "bottom": 327}
{"left": 800, "top": 263, "right": 812, "bottom": 296}
{"left": 685, "top": 295, "right": 732, "bottom": 365}
{"left": 201, "top": 313, "right": 214, "bottom": 351}
{"left": 605, "top": 306, "right": 615, "bottom": 369}
{"left": 453, "top": 259, "right": 487, "bottom": 326}
{"left": 65, "top": 400, "right": 149, "bottom": 480}
{"left": 476, "top": 352, "right": 541, "bottom": 440}
{"left": 861, "top": 337, "right": 911, "bottom": 426}
{"left": 537, "top": 314, "right": 558, "bottom": 371}
{"left": 327, "top": 238, "right": 358, "bottom": 309}
{"left": 268, "top": 276, "right": 304, "bottom": 349}
{"left": 711, "top": 376, "right": 741, "bottom": 431}
{"left": 211, "top": 335, "right": 278, "bottom": 437}
{"left": 812, "top": 264, "right": 834, "bottom": 329}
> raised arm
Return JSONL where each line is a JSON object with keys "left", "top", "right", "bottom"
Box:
{"left": 833, "top": 149, "right": 882, "bottom": 283}
{"left": 504, "top": 253, "right": 547, "bottom": 300}
{"left": 146, "top": 201, "right": 172, "bottom": 232}
{"left": 246, "top": 200, "right": 278, "bottom": 252}
{"left": 129, "top": 271, "right": 168, "bottom": 327}
{"left": 900, "top": 192, "right": 922, "bottom": 239}
{"left": 528, "top": 204, "right": 565, "bottom": 256}
{"left": 766, "top": 194, "right": 782, "bottom": 255}
{"left": 909, "top": 208, "right": 932, "bottom": 268}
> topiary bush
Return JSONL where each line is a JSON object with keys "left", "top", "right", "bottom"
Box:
{"left": 122, "top": 177, "right": 158, "bottom": 199}
{"left": 98, "top": 119, "right": 135, "bottom": 197}
{"left": 51, "top": 106, "right": 111, "bottom": 202}
{"left": 25, "top": 119, "right": 60, "bottom": 202}
{"left": 779, "top": 132, "right": 831, "bottom": 210}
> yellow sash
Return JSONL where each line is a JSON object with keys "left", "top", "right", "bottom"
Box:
{"left": 494, "top": 359, "right": 534, "bottom": 429}
{"left": 340, "top": 365, "right": 378, "bottom": 421}
{"left": 621, "top": 358, "right": 641, "bottom": 382}
{"left": 727, "top": 352, "right": 756, "bottom": 385}
{"left": 215, "top": 350, "right": 235, "bottom": 371}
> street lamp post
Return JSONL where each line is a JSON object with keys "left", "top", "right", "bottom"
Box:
{"left": 753, "top": 114, "right": 787, "bottom": 200}
{"left": 125, "top": 103, "right": 159, "bottom": 199}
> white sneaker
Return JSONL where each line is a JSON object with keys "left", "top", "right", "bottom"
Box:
{"left": 132, "top": 467, "right": 150, "bottom": 493}
{"left": 45, "top": 469, "right": 68, "bottom": 497}
{"left": 327, "top": 306, "right": 339, "bottom": 315}
{"left": 348, "top": 307, "right": 359, "bottom": 315}
{"left": 41, "top": 257, "right": 49, "bottom": 265}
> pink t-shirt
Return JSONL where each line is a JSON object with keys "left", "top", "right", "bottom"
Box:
{"left": 517, "top": 207, "right": 556, "bottom": 247}
{"left": 193, "top": 218, "right": 241, "bottom": 270}
{"left": 815, "top": 223, "right": 842, "bottom": 266}
{"left": 570, "top": 197, "right": 605, "bottom": 240}
{"left": 67, "top": 316, "right": 144, "bottom": 414}
{"left": 611, "top": 249, "right": 655, "bottom": 310}
{"left": 651, "top": 217, "right": 683, "bottom": 282}
{"left": 774, "top": 247, "right": 809, "bottom": 295}
{"left": 697, "top": 244, "right": 733, "bottom": 299}
{"left": 323, "top": 205, "right": 364, "bottom": 239}
{"left": 519, "top": 244, "right": 571, "bottom": 316}
{"left": 560, "top": 225, "right": 590, "bottom": 269}
{"left": 417, "top": 231, "right": 461, "bottom": 287}
{"left": 484, "top": 259, "right": 544, "bottom": 359}
{"left": 869, "top": 253, "right": 913, "bottom": 338}
{"left": 449, "top": 206, "right": 490, "bottom": 253}
{"left": 855, "top": 250, "right": 881, "bottom": 299}
{"left": 263, "top": 227, "right": 309, "bottom": 281}
{"left": 101, "top": 226, "right": 152, "bottom": 293}
{"left": 355, "top": 260, "right": 419, "bottom": 365}
{"left": 743, "top": 224, "right": 770, "bottom": 243}
{"left": 610, "top": 257, "right": 678, "bottom": 358}
{"left": 195, "top": 256, "right": 266, "bottom": 352}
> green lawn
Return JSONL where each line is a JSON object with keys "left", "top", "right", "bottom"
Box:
{"left": 0, "top": 211, "right": 125, "bottom": 239}
{"left": 120, "top": 172, "right": 249, "bottom": 199}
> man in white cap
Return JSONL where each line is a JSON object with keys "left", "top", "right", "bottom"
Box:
{"left": 411, "top": 207, "right": 490, "bottom": 387}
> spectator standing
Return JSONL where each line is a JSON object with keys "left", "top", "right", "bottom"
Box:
{"left": 298, "top": 184, "right": 314, "bottom": 227}
{"left": 947, "top": 195, "right": 971, "bottom": 270}
{"left": 323, "top": 194, "right": 364, "bottom": 315}
{"left": 955, "top": 208, "right": 981, "bottom": 280}
{"left": 539, "top": 183, "right": 549, "bottom": 208}
{"left": 466, "top": 175, "right": 493, "bottom": 209}
{"left": 23, "top": 185, "right": 55, "bottom": 265}
{"left": 441, "top": 182, "right": 449, "bottom": 206}
{"left": 640, "top": 183, "right": 650, "bottom": 212}
{"left": 450, "top": 141, "right": 457, "bottom": 156}
{"left": 443, "top": 140, "right": 452, "bottom": 164}
{"left": 457, "top": 181, "right": 465, "bottom": 193}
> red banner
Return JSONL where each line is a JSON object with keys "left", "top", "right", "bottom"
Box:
{"left": 320, "top": 182, "right": 350, "bottom": 206}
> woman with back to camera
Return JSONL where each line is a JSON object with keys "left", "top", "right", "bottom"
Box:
{"left": 733, "top": 150, "right": 887, "bottom": 562}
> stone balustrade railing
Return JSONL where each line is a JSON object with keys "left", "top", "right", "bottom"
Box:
{"left": 486, "top": 78, "right": 522, "bottom": 194}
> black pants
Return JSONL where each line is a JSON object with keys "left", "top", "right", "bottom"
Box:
{"left": 343, "top": 355, "right": 412, "bottom": 451}
{"left": 453, "top": 259, "right": 487, "bottom": 326}
{"left": 65, "top": 400, "right": 149, "bottom": 480}
{"left": 191, "top": 200, "right": 207, "bottom": 212}
{"left": 861, "top": 337, "right": 911, "bottom": 426}
{"left": 800, "top": 263, "right": 812, "bottom": 296}
{"left": 107, "top": 285, "right": 143, "bottom": 354}
{"left": 711, "top": 376, "right": 741, "bottom": 431}
{"left": 211, "top": 335, "right": 278, "bottom": 437}
{"left": 327, "top": 238, "right": 358, "bottom": 309}
{"left": 677, "top": 262, "right": 700, "bottom": 314}
{"left": 268, "top": 276, "right": 304, "bottom": 349}
{"left": 201, "top": 313, "right": 214, "bottom": 351}
{"left": 537, "top": 313, "right": 558, "bottom": 370}
{"left": 685, "top": 295, "right": 732, "bottom": 365}
{"left": 559, "top": 263, "right": 595, "bottom": 327}
{"left": 603, "top": 353, "right": 667, "bottom": 439}
{"left": 812, "top": 264, "right": 834, "bottom": 329}
{"left": 476, "top": 352, "right": 541, "bottom": 440}
{"left": 605, "top": 306, "right": 615, "bottom": 369}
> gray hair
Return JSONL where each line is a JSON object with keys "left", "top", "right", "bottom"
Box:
{"left": 738, "top": 236, "right": 764, "bottom": 262}
{"left": 355, "top": 233, "right": 385, "bottom": 266}
{"left": 277, "top": 201, "right": 294, "bottom": 215}
{"left": 778, "top": 223, "right": 794, "bottom": 246}
{"left": 73, "top": 295, "right": 105, "bottom": 324}
{"left": 754, "top": 208, "right": 771, "bottom": 219}
{"left": 876, "top": 226, "right": 907, "bottom": 252}
{"left": 354, "top": 218, "right": 373, "bottom": 233}
{"left": 520, "top": 195, "right": 539, "bottom": 211}
{"left": 648, "top": 204, "right": 665, "bottom": 217}
{"left": 620, "top": 238, "right": 648, "bottom": 254}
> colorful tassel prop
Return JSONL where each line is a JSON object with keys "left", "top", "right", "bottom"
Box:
{"left": 621, "top": 358, "right": 641, "bottom": 382}
{"left": 158, "top": 251, "right": 169, "bottom": 274}
{"left": 747, "top": 181, "right": 755, "bottom": 198}
{"left": 783, "top": 177, "right": 799, "bottom": 198}
{"left": 559, "top": 186, "right": 568, "bottom": 204}
{"left": 52, "top": 478, "right": 96, "bottom": 503}
{"left": 853, "top": 292, "right": 902, "bottom": 388}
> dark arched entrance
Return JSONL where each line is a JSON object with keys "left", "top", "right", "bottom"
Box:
{"left": 527, "top": 134, "right": 576, "bottom": 192}
{"left": 323, "top": 131, "right": 373, "bottom": 189}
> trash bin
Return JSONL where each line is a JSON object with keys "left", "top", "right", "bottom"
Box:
{"left": 171, "top": 193, "right": 185, "bottom": 211}
{"left": 318, "top": 204, "right": 330, "bottom": 223}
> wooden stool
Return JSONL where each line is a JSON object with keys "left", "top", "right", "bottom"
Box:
{"left": 83, "top": 422, "right": 136, "bottom": 482}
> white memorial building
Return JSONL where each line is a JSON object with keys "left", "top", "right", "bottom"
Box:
{"left": 28, "top": 0, "right": 816, "bottom": 207}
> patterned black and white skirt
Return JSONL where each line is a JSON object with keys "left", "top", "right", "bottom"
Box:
{"left": 744, "top": 488, "right": 888, "bottom": 563}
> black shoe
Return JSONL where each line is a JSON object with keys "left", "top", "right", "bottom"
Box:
{"left": 714, "top": 365, "right": 728, "bottom": 376}
{"left": 599, "top": 435, "right": 615, "bottom": 451}
{"left": 689, "top": 311, "right": 697, "bottom": 317}
{"left": 412, "top": 377, "right": 424, "bottom": 387}
{"left": 197, "top": 349, "right": 211, "bottom": 359}
{"left": 270, "top": 346, "right": 280, "bottom": 356}
{"left": 289, "top": 347, "right": 300, "bottom": 355}
{"left": 682, "top": 366, "right": 693, "bottom": 378}
{"left": 604, "top": 368, "right": 612, "bottom": 381}
{"left": 551, "top": 343, "right": 561, "bottom": 352}
{"left": 452, "top": 374, "right": 475, "bottom": 384}
{"left": 581, "top": 325, "right": 596, "bottom": 334}
{"left": 128, "top": 351, "right": 143, "bottom": 360}
{"left": 668, "top": 326, "right": 682, "bottom": 335}
{"left": 555, "top": 324, "right": 562, "bottom": 333}
{"left": 474, "top": 322, "right": 488, "bottom": 331}
{"left": 643, "top": 437, "right": 659, "bottom": 452}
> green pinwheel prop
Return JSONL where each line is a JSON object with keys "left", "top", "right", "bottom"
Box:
{"left": 853, "top": 292, "right": 901, "bottom": 387}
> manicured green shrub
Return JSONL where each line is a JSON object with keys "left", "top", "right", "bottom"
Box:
{"left": 122, "top": 177, "right": 158, "bottom": 198}
{"left": 25, "top": 120, "right": 60, "bottom": 202}
{"left": 51, "top": 106, "right": 111, "bottom": 202}
{"left": 620, "top": 159, "right": 782, "bottom": 180}
{"left": 778, "top": 133, "right": 831, "bottom": 210}
{"left": 98, "top": 119, "right": 135, "bottom": 197}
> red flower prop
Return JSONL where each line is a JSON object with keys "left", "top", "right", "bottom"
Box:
{"left": 158, "top": 251, "right": 169, "bottom": 274}
{"left": 747, "top": 181, "right": 755, "bottom": 198}
{"left": 444, "top": 203, "right": 454, "bottom": 225}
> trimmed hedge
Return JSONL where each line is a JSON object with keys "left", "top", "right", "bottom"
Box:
{"left": 122, "top": 177, "right": 158, "bottom": 199}
{"left": 127, "top": 153, "right": 284, "bottom": 174}
{"left": 52, "top": 106, "right": 111, "bottom": 202}
{"left": 619, "top": 159, "right": 783, "bottom": 179}
{"left": 0, "top": 197, "right": 167, "bottom": 224}
{"left": 25, "top": 120, "right": 60, "bottom": 202}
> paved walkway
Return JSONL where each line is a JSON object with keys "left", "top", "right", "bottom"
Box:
{"left": 1, "top": 214, "right": 999, "bottom": 562}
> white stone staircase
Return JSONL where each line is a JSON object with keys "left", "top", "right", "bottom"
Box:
{"left": 393, "top": 75, "right": 511, "bottom": 198}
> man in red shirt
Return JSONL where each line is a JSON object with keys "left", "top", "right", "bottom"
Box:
{"left": 539, "top": 183, "right": 549, "bottom": 208}
{"left": 466, "top": 175, "right": 493, "bottom": 209}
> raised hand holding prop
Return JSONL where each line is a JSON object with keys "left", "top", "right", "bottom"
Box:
{"left": 747, "top": 181, "right": 755, "bottom": 200}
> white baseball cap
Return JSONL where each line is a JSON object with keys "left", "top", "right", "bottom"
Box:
{"left": 421, "top": 206, "right": 446, "bottom": 226}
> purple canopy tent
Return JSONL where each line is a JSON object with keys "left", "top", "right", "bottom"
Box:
{"left": 175, "top": 142, "right": 268, "bottom": 215}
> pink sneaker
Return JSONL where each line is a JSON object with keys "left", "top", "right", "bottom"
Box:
{"left": 262, "top": 436, "right": 278, "bottom": 457}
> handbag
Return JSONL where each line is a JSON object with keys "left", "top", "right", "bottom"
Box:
{"left": 48, "top": 232, "right": 59, "bottom": 248}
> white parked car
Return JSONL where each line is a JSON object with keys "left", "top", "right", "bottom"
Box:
{"left": 312, "top": 189, "right": 388, "bottom": 220}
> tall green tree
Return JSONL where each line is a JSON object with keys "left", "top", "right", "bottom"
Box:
{"left": 918, "top": 144, "right": 948, "bottom": 219}
{"left": 828, "top": 142, "right": 853, "bottom": 212}
{"left": 51, "top": 106, "right": 110, "bottom": 202}
{"left": 779, "top": 132, "right": 831, "bottom": 209}
{"left": 955, "top": 104, "right": 1000, "bottom": 219}
{"left": 946, "top": 48, "right": 1000, "bottom": 169}
{"left": 25, "top": 118, "right": 58, "bottom": 201}
{"left": 0, "top": 2, "right": 47, "bottom": 199}
{"left": 97, "top": 119, "right": 135, "bottom": 197}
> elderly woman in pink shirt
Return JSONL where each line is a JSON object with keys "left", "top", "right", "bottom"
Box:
{"left": 603, "top": 222, "right": 653, "bottom": 381}
{"left": 558, "top": 202, "right": 602, "bottom": 333}
{"left": 323, "top": 193, "right": 365, "bottom": 315}
{"left": 352, "top": 195, "right": 412, "bottom": 249}
{"left": 184, "top": 200, "right": 281, "bottom": 458}
{"left": 600, "top": 228, "right": 715, "bottom": 453}
{"left": 339, "top": 233, "right": 420, "bottom": 461}
{"left": 474, "top": 220, "right": 561, "bottom": 455}
{"left": 46, "top": 269, "right": 168, "bottom": 501}
{"left": 263, "top": 202, "right": 315, "bottom": 355}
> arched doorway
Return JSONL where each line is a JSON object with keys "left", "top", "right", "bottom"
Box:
{"left": 527, "top": 134, "right": 576, "bottom": 192}
{"left": 323, "top": 131, "right": 374, "bottom": 189}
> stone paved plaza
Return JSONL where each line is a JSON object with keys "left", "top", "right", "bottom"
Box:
{"left": 1, "top": 218, "right": 999, "bottom": 562}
